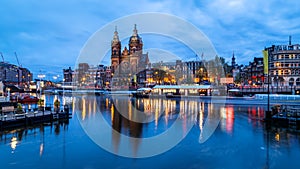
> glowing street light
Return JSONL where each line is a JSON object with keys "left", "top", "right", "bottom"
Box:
{"left": 37, "top": 73, "right": 45, "bottom": 97}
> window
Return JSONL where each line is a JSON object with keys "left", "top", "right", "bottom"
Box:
{"left": 283, "top": 46, "right": 287, "bottom": 50}
{"left": 296, "top": 78, "right": 300, "bottom": 86}
{"left": 284, "top": 55, "right": 289, "bottom": 59}
{"left": 292, "top": 70, "right": 295, "bottom": 75}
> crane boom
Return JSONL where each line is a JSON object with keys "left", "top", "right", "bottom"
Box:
{"left": 14, "top": 52, "right": 21, "bottom": 67}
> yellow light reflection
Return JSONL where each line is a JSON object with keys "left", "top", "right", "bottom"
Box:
{"left": 93, "top": 99, "right": 97, "bottom": 116}
{"left": 88, "top": 99, "right": 92, "bottom": 118}
{"left": 155, "top": 109, "right": 159, "bottom": 129}
{"left": 10, "top": 137, "right": 18, "bottom": 153}
{"left": 106, "top": 98, "right": 109, "bottom": 108}
{"left": 128, "top": 100, "right": 132, "bottom": 120}
{"left": 82, "top": 97, "right": 86, "bottom": 120}
{"left": 275, "top": 133, "right": 280, "bottom": 142}
{"left": 111, "top": 105, "right": 114, "bottom": 123}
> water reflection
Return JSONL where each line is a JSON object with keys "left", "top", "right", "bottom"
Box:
{"left": 76, "top": 96, "right": 217, "bottom": 138}
{"left": 0, "top": 121, "right": 69, "bottom": 156}
{"left": 10, "top": 137, "right": 17, "bottom": 153}
{"left": 1, "top": 96, "right": 300, "bottom": 168}
{"left": 75, "top": 96, "right": 226, "bottom": 157}
{"left": 220, "top": 105, "right": 235, "bottom": 134}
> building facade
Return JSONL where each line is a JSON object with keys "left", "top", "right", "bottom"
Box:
{"left": 0, "top": 62, "right": 32, "bottom": 85}
{"left": 110, "top": 25, "right": 149, "bottom": 88}
{"left": 240, "top": 57, "right": 264, "bottom": 85}
{"left": 63, "top": 67, "right": 74, "bottom": 83}
{"left": 265, "top": 38, "right": 300, "bottom": 87}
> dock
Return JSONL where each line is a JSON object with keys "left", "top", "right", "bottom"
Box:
{"left": 266, "top": 105, "right": 300, "bottom": 130}
{"left": 0, "top": 107, "right": 71, "bottom": 130}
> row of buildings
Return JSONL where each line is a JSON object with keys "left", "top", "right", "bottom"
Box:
{"left": 240, "top": 37, "right": 300, "bottom": 87}
{"left": 63, "top": 25, "right": 210, "bottom": 89}
{"left": 0, "top": 62, "right": 33, "bottom": 87}
{"left": 63, "top": 26, "right": 300, "bottom": 88}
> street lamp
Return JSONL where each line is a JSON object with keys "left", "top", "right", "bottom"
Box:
{"left": 62, "top": 78, "right": 65, "bottom": 105}
{"left": 37, "top": 73, "right": 45, "bottom": 98}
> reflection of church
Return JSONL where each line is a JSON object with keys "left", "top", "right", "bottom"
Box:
{"left": 111, "top": 24, "right": 149, "bottom": 88}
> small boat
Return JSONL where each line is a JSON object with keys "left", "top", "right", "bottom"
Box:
{"left": 132, "top": 88, "right": 152, "bottom": 98}
{"left": 228, "top": 88, "right": 243, "bottom": 97}
{"left": 19, "top": 95, "right": 39, "bottom": 104}
{"left": 11, "top": 94, "right": 39, "bottom": 104}
{"left": 165, "top": 92, "right": 181, "bottom": 98}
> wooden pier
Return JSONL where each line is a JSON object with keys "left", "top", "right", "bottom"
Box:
{"left": 266, "top": 105, "right": 300, "bottom": 130}
{"left": 0, "top": 108, "right": 71, "bottom": 130}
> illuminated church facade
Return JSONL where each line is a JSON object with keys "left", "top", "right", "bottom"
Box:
{"left": 110, "top": 24, "right": 149, "bottom": 88}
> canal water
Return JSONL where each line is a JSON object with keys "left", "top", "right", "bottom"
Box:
{"left": 1, "top": 95, "right": 300, "bottom": 169}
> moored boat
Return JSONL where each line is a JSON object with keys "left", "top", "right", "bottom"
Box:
{"left": 132, "top": 88, "right": 152, "bottom": 98}
{"left": 10, "top": 94, "right": 39, "bottom": 104}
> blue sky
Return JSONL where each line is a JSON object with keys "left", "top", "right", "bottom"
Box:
{"left": 1, "top": 0, "right": 300, "bottom": 80}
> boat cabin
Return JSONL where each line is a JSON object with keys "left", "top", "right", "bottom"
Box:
{"left": 152, "top": 85, "right": 213, "bottom": 96}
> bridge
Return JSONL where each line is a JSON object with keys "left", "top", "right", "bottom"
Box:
{"left": 234, "top": 86, "right": 300, "bottom": 96}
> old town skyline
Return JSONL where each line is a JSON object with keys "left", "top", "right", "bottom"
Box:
{"left": 1, "top": 1, "right": 300, "bottom": 80}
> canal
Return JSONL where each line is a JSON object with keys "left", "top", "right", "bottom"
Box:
{"left": 1, "top": 95, "right": 300, "bottom": 169}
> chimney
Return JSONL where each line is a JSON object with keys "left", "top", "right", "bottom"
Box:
{"left": 289, "top": 35, "right": 292, "bottom": 45}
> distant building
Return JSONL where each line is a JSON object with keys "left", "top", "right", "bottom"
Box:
{"left": 0, "top": 62, "right": 32, "bottom": 85}
{"left": 63, "top": 67, "right": 74, "bottom": 83}
{"left": 72, "top": 64, "right": 112, "bottom": 88}
{"left": 184, "top": 60, "right": 207, "bottom": 84}
{"left": 95, "top": 65, "right": 112, "bottom": 89}
{"left": 265, "top": 36, "right": 300, "bottom": 87}
{"left": 150, "top": 60, "right": 207, "bottom": 85}
{"left": 231, "top": 52, "right": 240, "bottom": 81}
{"left": 76, "top": 63, "right": 90, "bottom": 86}
{"left": 240, "top": 57, "right": 264, "bottom": 85}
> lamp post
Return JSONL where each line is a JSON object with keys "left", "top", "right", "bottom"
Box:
{"left": 37, "top": 72, "right": 45, "bottom": 98}
{"left": 62, "top": 78, "right": 65, "bottom": 105}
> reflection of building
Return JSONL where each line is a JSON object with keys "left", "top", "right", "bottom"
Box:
{"left": 265, "top": 37, "right": 300, "bottom": 87}
{"left": 111, "top": 25, "right": 149, "bottom": 88}
{"left": 0, "top": 62, "right": 32, "bottom": 85}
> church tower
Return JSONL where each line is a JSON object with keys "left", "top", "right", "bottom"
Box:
{"left": 111, "top": 26, "right": 121, "bottom": 73}
{"left": 129, "top": 24, "right": 143, "bottom": 55}
{"left": 231, "top": 51, "right": 236, "bottom": 68}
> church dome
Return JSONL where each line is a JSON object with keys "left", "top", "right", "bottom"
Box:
{"left": 129, "top": 24, "right": 142, "bottom": 43}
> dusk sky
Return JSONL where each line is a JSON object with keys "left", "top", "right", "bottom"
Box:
{"left": 1, "top": 0, "right": 300, "bottom": 80}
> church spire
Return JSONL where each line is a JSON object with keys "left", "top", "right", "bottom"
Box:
{"left": 232, "top": 51, "right": 236, "bottom": 68}
{"left": 133, "top": 24, "right": 138, "bottom": 36}
{"left": 112, "top": 26, "right": 120, "bottom": 44}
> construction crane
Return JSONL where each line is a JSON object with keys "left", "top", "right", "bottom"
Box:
{"left": 0, "top": 52, "right": 4, "bottom": 62}
{"left": 14, "top": 52, "right": 21, "bottom": 67}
